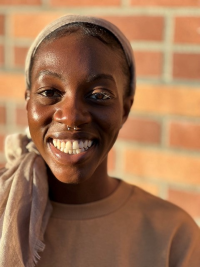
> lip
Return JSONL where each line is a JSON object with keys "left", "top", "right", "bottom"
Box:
{"left": 46, "top": 131, "right": 97, "bottom": 165}
{"left": 47, "top": 130, "right": 96, "bottom": 141}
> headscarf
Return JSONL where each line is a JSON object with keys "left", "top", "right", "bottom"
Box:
{"left": 25, "top": 14, "right": 135, "bottom": 94}
{"left": 0, "top": 14, "right": 135, "bottom": 267}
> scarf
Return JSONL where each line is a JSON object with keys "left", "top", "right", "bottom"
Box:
{"left": 25, "top": 14, "right": 135, "bottom": 94}
{"left": 0, "top": 132, "right": 52, "bottom": 267}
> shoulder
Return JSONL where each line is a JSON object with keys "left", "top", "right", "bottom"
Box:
{"left": 124, "top": 182, "right": 200, "bottom": 265}
{"left": 124, "top": 181, "right": 199, "bottom": 231}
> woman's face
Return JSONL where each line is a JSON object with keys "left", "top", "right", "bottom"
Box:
{"left": 26, "top": 33, "right": 132, "bottom": 184}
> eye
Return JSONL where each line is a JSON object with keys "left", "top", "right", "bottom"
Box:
{"left": 39, "top": 89, "right": 62, "bottom": 98}
{"left": 89, "top": 92, "right": 112, "bottom": 100}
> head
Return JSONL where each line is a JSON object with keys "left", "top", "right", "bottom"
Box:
{"left": 25, "top": 15, "right": 136, "bottom": 184}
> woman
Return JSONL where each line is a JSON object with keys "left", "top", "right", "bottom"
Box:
{"left": 0, "top": 15, "right": 199, "bottom": 267}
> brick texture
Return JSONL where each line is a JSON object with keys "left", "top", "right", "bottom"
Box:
{"left": 118, "top": 117, "right": 161, "bottom": 144}
{"left": 174, "top": 17, "right": 200, "bottom": 44}
{"left": 131, "top": 0, "right": 200, "bottom": 6}
{"left": 0, "top": 15, "right": 5, "bottom": 35}
{"left": 102, "top": 16, "right": 164, "bottom": 41}
{"left": 14, "top": 46, "right": 29, "bottom": 67}
{"left": 134, "top": 51, "right": 163, "bottom": 77}
{"left": 0, "top": 74, "right": 25, "bottom": 99}
{"left": 16, "top": 106, "right": 27, "bottom": 126}
{"left": 124, "top": 149, "right": 200, "bottom": 185}
{"left": 108, "top": 148, "right": 115, "bottom": 172}
{"left": 0, "top": 134, "right": 5, "bottom": 152}
{"left": 0, "top": 45, "right": 4, "bottom": 66}
{"left": 168, "top": 189, "right": 200, "bottom": 218}
{"left": 50, "top": 0, "right": 120, "bottom": 6}
{"left": 133, "top": 85, "right": 200, "bottom": 117}
{"left": 0, "top": 105, "right": 6, "bottom": 124}
{"left": 173, "top": 53, "right": 200, "bottom": 80}
{"left": 12, "top": 13, "right": 62, "bottom": 38}
{"left": 0, "top": 0, "right": 41, "bottom": 5}
{"left": 169, "top": 121, "right": 200, "bottom": 151}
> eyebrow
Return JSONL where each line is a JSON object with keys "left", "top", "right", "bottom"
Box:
{"left": 86, "top": 74, "right": 116, "bottom": 84}
{"left": 37, "top": 70, "right": 63, "bottom": 80}
{"left": 37, "top": 71, "right": 116, "bottom": 85}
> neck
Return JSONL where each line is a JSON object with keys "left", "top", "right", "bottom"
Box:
{"left": 47, "top": 167, "right": 119, "bottom": 204}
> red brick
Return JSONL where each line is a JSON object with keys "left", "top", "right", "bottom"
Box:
{"left": 118, "top": 117, "right": 161, "bottom": 144}
{"left": 0, "top": 134, "right": 5, "bottom": 152}
{"left": 12, "top": 13, "right": 62, "bottom": 38}
{"left": 14, "top": 46, "right": 29, "bottom": 67}
{"left": 102, "top": 16, "right": 164, "bottom": 41}
{"left": 133, "top": 85, "right": 200, "bottom": 117}
{"left": 0, "top": 0, "right": 41, "bottom": 5}
{"left": 173, "top": 53, "right": 200, "bottom": 80}
{"left": 12, "top": 14, "right": 164, "bottom": 41}
{"left": 0, "top": 45, "right": 4, "bottom": 66}
{"left": 168, "top": 189, "right": 200, "bottom": 218}
{"left": 174, "top": 17, "right": 200, "bottom": 44}
{"left": 134, "top": 51, "right": 163, "bottom": 77}
{"left": 0, "top": 15, "right": 5, "bottom": 35}
{"left": 16, "top": 106, "right": 28, "bottom": 126}
{"left": 108, "top": 148, "right": 115, "bottom": 172}
{"left": 50, "top": 0, "right": 120, "bottom": 6}
{"left": 169, "top": 121, "right": 200, "bottom": 151}
{"left": 131, "top": 0, "right": 200, "bottom": 6}
{"left": 0, "top": 73, "right": 25, "bottom": 100}
{"left": 0, "top": 105, "right": 6, "bottom": 124}
{"left": 124, "top": 149, "right": 200, "bottom": 185}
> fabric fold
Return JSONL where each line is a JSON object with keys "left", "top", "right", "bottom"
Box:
{"left": 0, "top": 133, "right": 52, "bottom": 267}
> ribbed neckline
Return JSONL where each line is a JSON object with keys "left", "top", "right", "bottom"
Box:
{"left": 50, "top": 180, "right": 133, "bottom": 220}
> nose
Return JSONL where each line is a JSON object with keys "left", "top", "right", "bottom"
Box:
{"left": 53, "top": 95, "right": 91, "bottom": 128}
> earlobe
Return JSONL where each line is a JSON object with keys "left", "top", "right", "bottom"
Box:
{"left": 122, "top": 95, "right": 134, "bottom": 125}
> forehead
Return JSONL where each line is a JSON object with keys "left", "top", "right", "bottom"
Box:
{"left": 32, "top": 33, "right": 125, "bottom": 84}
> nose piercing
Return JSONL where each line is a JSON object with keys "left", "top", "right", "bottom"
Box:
{"left": 67, "top": 125, "right": 78, "bottom": 131}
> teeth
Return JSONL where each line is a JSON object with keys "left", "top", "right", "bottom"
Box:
{"left": 76, "top": 149, "right": 81, "bottom": 154}
{"left": 52, "top": 139, "right": 93, "bottom": 155}
{"left": 79, "top": 141, "right": 83, "bottom": 149}
{"left": 53, "top": 139, "right": 57, "bottom": 147}
{"left": 66, "top": 141, "right": 72, "bottom": 150}
{"left": 83, "top": 140, "right": 88, "bottom": 148}
{"left": 88, "top": 140, "right": 92, "bottom": 147}
{"left": 57, "top": 140, "right": 61, "bottom": 149}
{"left": 72, "top": 140, "right": 79, "bottom": 149}
{"left": 61, "top": 141, "right": 65, "bottom": 148}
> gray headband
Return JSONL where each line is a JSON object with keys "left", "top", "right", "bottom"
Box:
{"left": 25, "top": 14, "right": 135, "bottom": 94}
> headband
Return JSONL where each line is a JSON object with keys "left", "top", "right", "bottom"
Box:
{"left": 25, "top": 14, "right": 135, "bottom": 94}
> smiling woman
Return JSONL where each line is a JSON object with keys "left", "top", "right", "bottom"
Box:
{"left": 0, "top": 14, "right": 200, "bottom": 267}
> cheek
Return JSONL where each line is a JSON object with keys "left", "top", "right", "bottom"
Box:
{"left": 27, "top": 99, "right": 52, "bottom": 139}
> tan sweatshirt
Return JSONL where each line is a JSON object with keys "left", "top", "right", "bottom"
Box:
{"left": 37, "top": 180, "right": 200, "bottom": 267}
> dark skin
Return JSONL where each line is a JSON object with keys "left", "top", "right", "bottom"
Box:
{"left": 26, "top": 33, "right": 133, "bottom": 204}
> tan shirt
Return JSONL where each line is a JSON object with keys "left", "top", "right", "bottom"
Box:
{"left": 37, "top": 180, "right": 200, "bottom": 267}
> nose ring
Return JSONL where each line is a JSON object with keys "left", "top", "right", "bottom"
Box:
{"left": 67, "top": 125, "right": 78, "bottom": 131}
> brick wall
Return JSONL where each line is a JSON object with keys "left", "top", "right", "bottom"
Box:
{"left": 0, "top": 0, "right": 200, "bottom": 224}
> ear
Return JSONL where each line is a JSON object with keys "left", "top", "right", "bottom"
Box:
{"left": 122, "top": 95, "right": 134, "bottom": 125}
{"left": 25, "top": 89, "right": 30, "bottom": 111}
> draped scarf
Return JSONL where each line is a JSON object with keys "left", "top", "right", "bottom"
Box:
{"left": 0, "top": 132, "right": 52, "bottom": 267}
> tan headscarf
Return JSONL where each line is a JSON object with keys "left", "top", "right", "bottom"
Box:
{"left": 25, "top": 14, "right": 135, "bottom": 94}
{"left": 0, "top": 14, "right": 135, "bottom": 267}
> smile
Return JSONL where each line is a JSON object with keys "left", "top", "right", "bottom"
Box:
{"left": 52, "top": 139, "right": 93, "bottom": 155}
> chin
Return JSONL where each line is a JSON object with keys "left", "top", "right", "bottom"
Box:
{"left": 47, "top": 163, "right": 90, "bottom": 185}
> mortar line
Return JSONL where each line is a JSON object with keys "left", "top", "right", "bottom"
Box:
{"left": 1, "top": 7, "right": 200, "bottom": 15}
{"left": 162, "top": 14, "right": 174, "bottom": 83}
